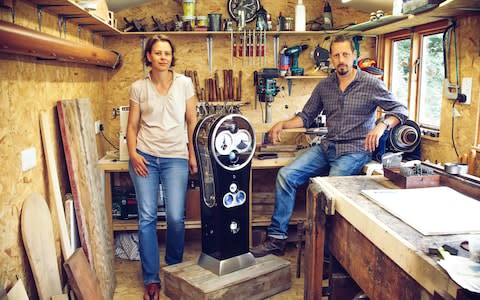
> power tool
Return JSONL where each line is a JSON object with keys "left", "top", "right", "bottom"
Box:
{"left": 284, "top": 44, "right": 308, "bottom": 76}
{"left": 254, "top": 68, "right": 280, "bottom": 123}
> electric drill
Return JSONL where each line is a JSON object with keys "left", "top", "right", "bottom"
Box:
{"left": 285, "top": 44, "right": 308, "bottom": 76}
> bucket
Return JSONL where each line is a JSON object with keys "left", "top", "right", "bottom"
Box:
{"left": 182, "top": 0, "right": 195, "bottom": 17}
{"left": 208, "top": 13, "right": 222, "bottom": 31}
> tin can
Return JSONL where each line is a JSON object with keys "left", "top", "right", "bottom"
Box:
{"left": 196, "top": 16, "right": 208, "bottom": 27}
{"left": 182, "top": 0, "right": 195, "bottom": 17}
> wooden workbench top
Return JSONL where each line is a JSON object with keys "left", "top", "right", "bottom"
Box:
{"left": 99, "top": 152, "right": 297, "bottom": 171}
{"left": 309, "top": 175, "right": 479, "bottom": 297}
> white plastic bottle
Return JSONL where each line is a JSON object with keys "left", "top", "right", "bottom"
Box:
{"left": 295, "top": 0, "right": 306, "bottom": 32}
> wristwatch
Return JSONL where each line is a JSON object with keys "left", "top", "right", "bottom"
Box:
{"left": 227, "top": 0, "right": 260, "bottom": 23}
{"left": 380, "top": 118, "right": 391, "bottom": 130}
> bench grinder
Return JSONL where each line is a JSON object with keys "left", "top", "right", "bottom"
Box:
{"left": 193, "top": 113, "right": 256, "bottom": 275}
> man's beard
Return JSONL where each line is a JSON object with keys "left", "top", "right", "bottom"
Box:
{"left": 336, "top": 64, "right": 349, "bottom": 75}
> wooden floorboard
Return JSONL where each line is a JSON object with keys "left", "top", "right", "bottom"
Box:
{"left": 113, "top": 234, "right": 324, "bottom": 299}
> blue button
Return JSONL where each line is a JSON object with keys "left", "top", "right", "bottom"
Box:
{"left": 224, "top": 194, "right": 234, "bottom": 206}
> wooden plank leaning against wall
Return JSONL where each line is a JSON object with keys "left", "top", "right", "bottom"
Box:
{"left": 0, "top": 1, "right": 110, "bottom": 298}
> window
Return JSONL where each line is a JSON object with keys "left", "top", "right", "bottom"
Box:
{"left": 384, "top": 20, "right": 448, "bottom": 132}
{"left": 390, "top": 38, "right": 411, "bottom": 108}
{"left": 417, "top": 32, "right": 445, "bottom": 128}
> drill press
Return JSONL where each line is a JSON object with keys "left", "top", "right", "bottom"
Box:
{"left": 254, "top": 68, "right": 280, "bottom": 123}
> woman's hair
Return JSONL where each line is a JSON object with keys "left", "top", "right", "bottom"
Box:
{"left": 143, "top": 35, "right": 176, "bottom": 67}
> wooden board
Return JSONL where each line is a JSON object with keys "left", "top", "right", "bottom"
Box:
{"left": 163, "top": 255, "right": 291, "bottom": 300}
{"left": 361, "top": 186, "right": 480, "bottom": 235}
{"left": 6, "top": 279, "right": 29, "bottom": 300}
{"left": 40, "top": 111, "right": 73, "bottom": 260}
{"left": 21, "top": 193, "right": 62, "bottom": 300}
{"left": 64, "top": 248, "right": 103, "bottom": 300}
{"left": 57, "top": 99, "right": 115, "bottom": 299}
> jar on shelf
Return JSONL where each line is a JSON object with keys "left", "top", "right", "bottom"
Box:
{"left": 182, "top": 0, "right": 195, "bottom": 17}
{"left": 196, "top": 15, "right": 208, "bottom": 31}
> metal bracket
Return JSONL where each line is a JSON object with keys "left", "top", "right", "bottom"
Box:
{"left": 207, "top": 35, "right": 213, "bottom": 73}
{"left": 77, "top": 24, "right": 82, "bottom": 40}
{"left": 36, "top": 6, "right": 43, "bottom": 31}
{"left": 10, "top": 0, "right": 16, "bottom": 23}
{"left": 273, "top": 34, "right": 280, "bottom": 68}
{"left": 57, "top": 15, "right": 66, "bottom": 37}
{"left": 141, "top": 36, "right": 146, "bottom": 75}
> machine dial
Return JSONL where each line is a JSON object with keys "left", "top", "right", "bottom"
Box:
{"left": 214, "top": 130, "right": 233, "bottom": 155}
{"left": 234, "top": 129, "right": 252, "bottom": 152}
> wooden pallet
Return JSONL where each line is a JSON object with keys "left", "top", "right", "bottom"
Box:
{"left": 163, "top": 255, "right": 291, "bottom": 300}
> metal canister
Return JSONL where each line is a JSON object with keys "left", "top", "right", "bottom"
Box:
{"left": 284, "top": 17, "right": 293, "bottom": 31}
{"left": 224, "top": 19, "right": 233, "bottom": 31}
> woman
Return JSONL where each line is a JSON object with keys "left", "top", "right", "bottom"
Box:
{"left": 126, "top": 35, "right": 198, "bottom": 300}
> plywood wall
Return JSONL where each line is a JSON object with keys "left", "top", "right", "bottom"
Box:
{"left": 421, "top": 15, "right": 480, "bottom": 164}
{"left": 0, "top": 1, "right": 109, "bottom": 298}
{"left": 105, "top": 0, "right": 372, "bottom": 143}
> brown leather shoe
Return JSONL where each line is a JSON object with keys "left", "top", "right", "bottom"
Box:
{"left": 250, "top": 236, "right": 286, "bottom": 257}
{"left": 143, "top": 282, "right": 160, "bottom": 300}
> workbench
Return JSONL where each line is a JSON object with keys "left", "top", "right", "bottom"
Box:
{"left": 98, "top": 151, "right": 303, "bottom": 242}
{"left": 304, "top": 174, "right": 480, "bottom": 300}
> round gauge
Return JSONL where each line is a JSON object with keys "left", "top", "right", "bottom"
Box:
{"left": 214, "top": 130, "right": 233, "bottom": 155}
{"left": 233, "top": 129, "right": 252, "bottom": 152}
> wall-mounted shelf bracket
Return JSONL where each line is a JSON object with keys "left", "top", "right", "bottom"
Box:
{"left": 207, "top": 34, "right": 213, "bottom": 73}
{"left": 273, "top": 34, "right": 280, "bottom": 68}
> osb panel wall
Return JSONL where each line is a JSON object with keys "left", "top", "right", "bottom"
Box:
{"left": 104, "top": 0, "right": 371, "bottom": 144}
{"left": 0, "top": 1, "right": 109, "bottom": 298}
{"left": 422, "top": 15, "right": 480, "bottom": 164}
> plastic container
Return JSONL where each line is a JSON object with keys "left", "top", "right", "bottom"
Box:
{"left": 295, "top": 0, "right": 306, "bottom": 31}
{"left": 182, "top": 15, "right": 196, "bottom": 31}
{"left": 182, "top": 0, "right": 195, "bottom": 17}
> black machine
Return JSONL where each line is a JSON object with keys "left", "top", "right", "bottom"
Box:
{"left": 193, "top": 113, "right": 256, "bottom": 275}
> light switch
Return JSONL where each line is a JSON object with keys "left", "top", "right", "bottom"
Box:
{"left": 21, "top": 147, "right": 36, "bottom": 172}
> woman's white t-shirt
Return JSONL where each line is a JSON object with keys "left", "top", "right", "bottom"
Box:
{"left": 129, "top": 71, "right": 195, "bottom": 159}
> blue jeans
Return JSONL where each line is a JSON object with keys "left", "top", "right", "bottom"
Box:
{"left": 268, "top": 143, "right": 371, "bottom": 239}
{"left": 128, "top": 150, "right": 188, "bottom": 285}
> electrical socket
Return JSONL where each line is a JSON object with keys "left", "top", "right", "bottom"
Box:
{"left": 95, "top": 120, "right": 102, "bottom": 134}
{"left": 460, "top": 77, "right": 472, "bottom": 105}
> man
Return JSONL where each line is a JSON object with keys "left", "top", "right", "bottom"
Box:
{"left": 250, "top": 35, "right": 408, "bottom": 257}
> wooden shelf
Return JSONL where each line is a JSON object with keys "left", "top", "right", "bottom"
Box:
{"left": 24, "top": 0, "right": 343, "bottom": 38}
{"left": 346, "top": 0, "right": 480, "bottom": 35}
{"left": 27, "top": 0, "right": 121, "bottom": 36}
{"left": 121, "top": 30, "right": 342, "bottom": 37}
{"left": 284, "top": 74, "right": 328, "bottom": 79}
{"left": 113, "top": 219, "right": 201, "bottom": 231}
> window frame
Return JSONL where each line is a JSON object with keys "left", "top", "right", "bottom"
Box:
{"left": 383, "top": 20, "right": 449, "bottom": 132}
